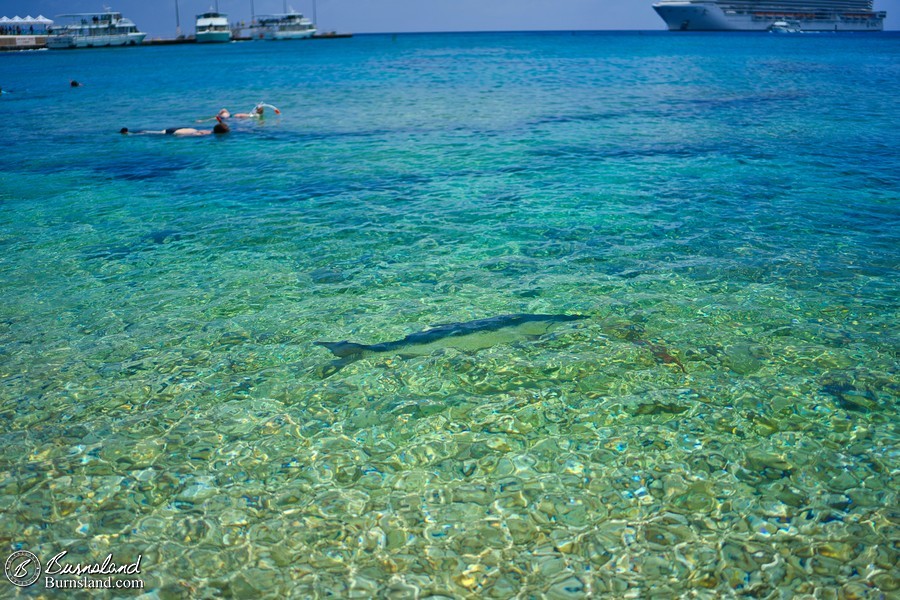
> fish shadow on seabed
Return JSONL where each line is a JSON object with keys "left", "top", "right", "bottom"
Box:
{"left": 314, "top": 313, "right": 585, "bottom": 379}
{"left": 311, "top": 313, "right": 689, "bottom": 380}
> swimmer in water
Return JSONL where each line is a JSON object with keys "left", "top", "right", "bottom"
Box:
{"left": 232, "top": 105, "right": 264, "bottom": 119}
{"left": 121, "top": 116, "right": 230, "bottom": 137}
{"left": 70, "top": 80, "right": 82, "bottom": 87}
{"left": 233, "top": 102, "right": 281, "bottom": 119}
{"left": 197, "top": 108, "right": 231, "bottom": 122}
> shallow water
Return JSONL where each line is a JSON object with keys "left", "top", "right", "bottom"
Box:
{"left": 1, "top": 32, "right": 898, "bottom": 597}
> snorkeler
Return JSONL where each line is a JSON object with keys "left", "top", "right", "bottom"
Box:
{"left": 197, "top": 108, "right": 231, "bottom": 122}
{"left": 233, "top": 102, "right": 281, "bottom": 118}
{"left": 121, "top": 116, "right": 230, "bottom": 137}
{"left": 70, "top": 80, "right": 82, "bottom": 87}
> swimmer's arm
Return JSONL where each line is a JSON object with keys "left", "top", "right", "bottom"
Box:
{"left": 120, "top": 129, "right": 167, "bottom": 135}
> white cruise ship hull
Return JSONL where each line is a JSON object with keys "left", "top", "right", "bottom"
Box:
{"left": 47, "top": 32, "right": 145, "bottom": 49}
{"left": 653, "top": 2, "right": 885, "bottom": 31}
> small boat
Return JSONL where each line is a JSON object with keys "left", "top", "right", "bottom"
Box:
{"left": 47, "top": 10, "right": 145, "bottom": 49}
{"left": 252, "top": 11, "right": 316, "bottom": 41}
{"left": 768, "top": 20, "right": 802, "bottom": 33}
{"left": 195, "top": 11, "right": 231, "bottom": 43}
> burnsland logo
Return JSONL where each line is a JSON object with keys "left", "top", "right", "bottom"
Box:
{"left": 5, "top": 550, "right": 144, "bottom": 590}
{"left": 44, "top": 551, "right": 142, "bottom": 577}
{"left": 4, "top": 550, "right": 41, "bottom": 587}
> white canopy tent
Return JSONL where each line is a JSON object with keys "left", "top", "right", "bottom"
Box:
{"left": 0, "top": 14, "right": 53, "bottom": 33}
{"left": 1, "top": 16, "right": 54, "bottom": 24}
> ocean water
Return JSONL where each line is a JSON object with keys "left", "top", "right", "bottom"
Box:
{"left": 0, "top": 31, "right": 898, "bottom": 598}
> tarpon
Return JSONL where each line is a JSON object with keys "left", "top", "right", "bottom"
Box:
{"left": 314, "top": 313, "right": 586, "bottom": 378}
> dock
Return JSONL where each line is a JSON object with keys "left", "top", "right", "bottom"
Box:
{"left": 144, "top": 37, "right": 196, "bottom": 46}
{"left": 311, "top": 32, "right": 353, "bottom": 39}
{"left": 0, "top": 31, "right": 352, "bottom": 51}
{"left": 0, "top": 35, "right": 47, "bottom": 50}
{"left": 145, "top": 32, "right": 352, "bottom": 45}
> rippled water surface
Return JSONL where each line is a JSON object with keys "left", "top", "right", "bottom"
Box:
{"left": 1, "top": 32, "right": 898, "bottom": 598}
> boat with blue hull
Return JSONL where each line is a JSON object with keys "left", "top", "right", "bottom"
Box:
{"left": 196, "top": 11, "right": 231, "bottom": 43}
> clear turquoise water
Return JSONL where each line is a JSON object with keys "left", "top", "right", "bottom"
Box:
{"left": 1, "top": 32, "right": 898, "bottom": 597}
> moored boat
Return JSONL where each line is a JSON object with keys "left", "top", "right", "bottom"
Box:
{"left": 768, "top": 19, "right": 802, "bottom": 32}
{"left": 196, "top": 11, "right": 231, "bottom": 43}
{"left": 47, "top": 10, "right": 145, "bottom": 49}
{"left": 252, "top": 11, "right": 316, "bottom": 41}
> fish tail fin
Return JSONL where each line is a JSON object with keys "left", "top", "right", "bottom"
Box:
{"left": 316, "top": 358, "right": 351, "bottom": 379}
{"left": 314, "top": 340, "right": 368, "bottom": 358}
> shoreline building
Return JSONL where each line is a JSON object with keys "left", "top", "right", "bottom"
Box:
{"left": 0, "top": 15, "right": 52, "bottom": 50}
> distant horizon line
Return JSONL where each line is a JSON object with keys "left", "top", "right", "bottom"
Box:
{"left": 143, "top": 28, "right": 899, "bottom": 38}
{"left": 341, "top": 28, "right": 899, "bottom": 34}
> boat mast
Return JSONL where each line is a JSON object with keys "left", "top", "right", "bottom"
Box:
{"left": 175, "top": 0, "right": 181, "bottom": 36}
{"left": 312, "top": 0, "right": 317, "bottom": 24}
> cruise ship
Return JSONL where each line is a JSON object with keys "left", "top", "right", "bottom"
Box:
{"left": 652, "top": 1, "right": 886, "bottom": 32}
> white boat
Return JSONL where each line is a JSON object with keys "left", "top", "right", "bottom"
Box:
{"left": 252, "top": 11, "right": 316, "bottom": 41}
{"left": 652, "top": 1, "right": 885, "bottom": 32}
{"left": 768, "top": 19, "right": 802, "bottom": 32}
{"left": 47, "top": 11, "right": 145, "bottom": 49}
{"left": 196, "top": 11, "right": 231, "bottom": 43}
